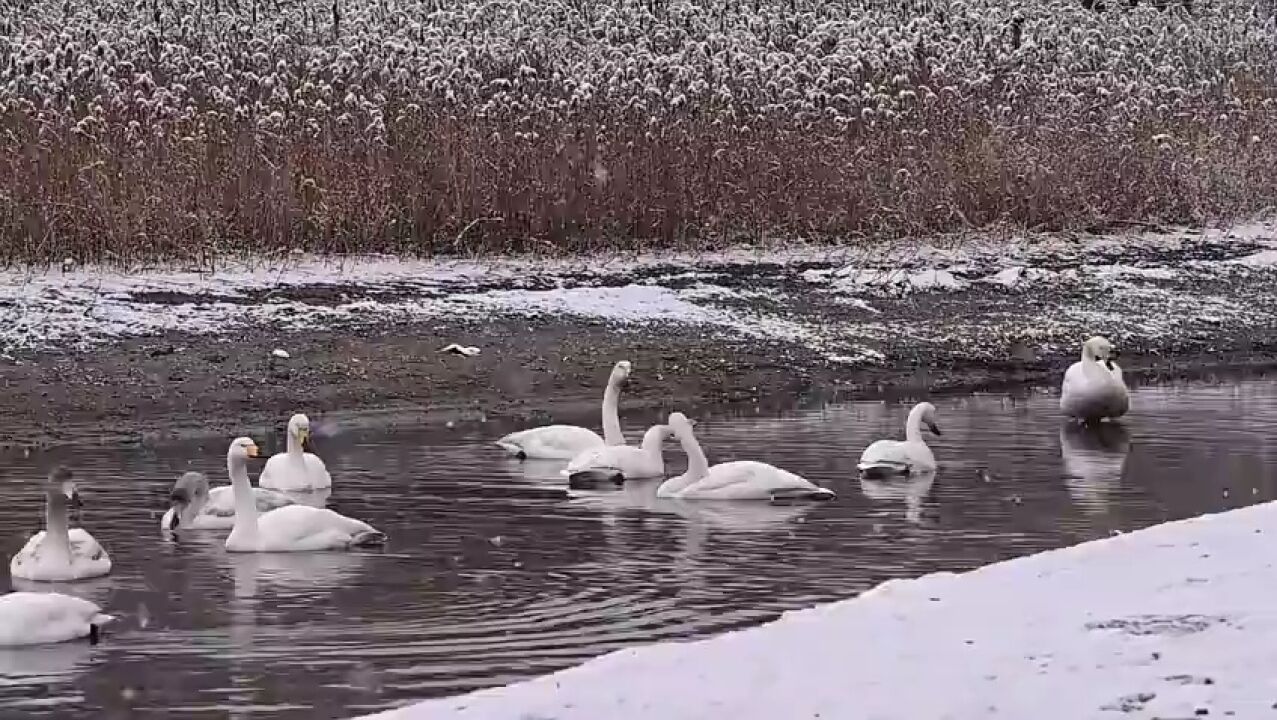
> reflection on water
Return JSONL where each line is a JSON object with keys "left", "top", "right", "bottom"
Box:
{"left": 1060, "top": 422, "right": 1132, "bottom": 514}
{"left": 2, "top": 377, "right": 1276, "bottom": 717}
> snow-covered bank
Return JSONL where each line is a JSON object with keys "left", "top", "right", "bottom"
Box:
{"left": 4, "top": 222, "right": 1277, "bottom": 367}
{"left": 360, "top": 501, "right": 1277, "bottom": 720}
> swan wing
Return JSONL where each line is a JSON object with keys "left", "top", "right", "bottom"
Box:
{"left": 256, "top": 505, "right": 384, "bottom": 552}
{"left": 303, "top": 453, "right": 333, "bottom": 489}
{"left": 496, "top": 425, "right": 604, "bottom": 460}
{"left": 8, "top": 532, "right": 47, "bottom": 577}
{"left": 565, "top": 445, "right": 658, "bottom": 475}
{"left": 681, "top": 461, "right": 831, "bottom": 500}
{"left": 205, "top": 486, "right": 295, "bottom": 516}
{"left": 857, "top": 439, "right": 912, "bottom": 472}
{"left": 0, "top": 592, "right": 113, "bottom": 647}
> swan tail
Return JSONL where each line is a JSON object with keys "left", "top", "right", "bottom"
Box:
{"left": 494, "top": 440, "right": 527, "bottom": 459}
{"left": 857, "top": 462, "right": 910, "bottom": 479}
{"left": 770, "top": 487, "right": 837, "bottom": 503}
{"left": 87, "top": 614, "right": 114, "bottom": 645}
{"left": 349, "top": 530, "right": 388, "bottom": 547}
{"left": 567, "top": 469, "right": 625, "bottom": 490}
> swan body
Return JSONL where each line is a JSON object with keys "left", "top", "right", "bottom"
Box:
{"left": 858, "top": 402, "right": 942, "bottom": 478}
{"left": 496, "top": 360, "right": 631, "bottom": 460}
{"left": 563, "top": 423, "right": 673, "bottom": 487}
{"left": 0, "top": 592, "right": 114, "bottom": 647}
{"left": 161, "top": 471, "right": 294, "bottom": 532}
{"left": 223, "top": 437, "right": 385, "bottom": 552}
{"left": 1061, "top": 336, "right": 1130, "bottom": 422}
{"left": 10, "top": 468, "right": 111, "bottom": 582}
{"left": 259, "top": 413, "right": 333, "bottom": 491}
{"left": 658, "top": 413, "right": 835, "bottom": 501}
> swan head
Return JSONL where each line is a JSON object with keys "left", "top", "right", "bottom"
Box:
{"left": 667, "top": 412, "right": 695, "bottom": 436}
{"left": 610, "top": 360, "right": 633, "bottom": 384}
{"left": 287, "top": 413, "right": 312, "bottom": 445}
{"left": 228, "top": 436, "right": 262, "bottom": 461}
{"left": 1083, "top": 336, "right": 1117, "bottom": 368}
{"left": 45, "top": 466, "right": 82, "bottom": 507}
{"left": 167, "top": 471, "right": 209, "bottom": 531}
{"left": 917, "top": 402, "right": 942, "bottom": 436}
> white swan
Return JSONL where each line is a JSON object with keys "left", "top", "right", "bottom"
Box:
{"left": 10, "top": 468, "right": 112, "bottom": 582}
{"left": 224, "top": 437, "right": 386, "bottom": 553}
{"left": 0, "top": 592, "right": 114, "bottom": 647}
{"left": 561, "top": 423, "right": 673, "bottom": 488}
{"left": 495, "top": 360, "right": 631, "bottom": 460}
{"left": 857, "top": 402, "right": 942, "bottom": 478}
{"left": 1061, "top": 335, "right": 1130, "bottom": 423}
{"left": 657, "top": 412, "right": 836, "bottom": 501}
{"left": 259, "top": 413, "right": 333, "bottom": 491}
{"left": 161, "top": 470, "right": 295, "bottom": 532}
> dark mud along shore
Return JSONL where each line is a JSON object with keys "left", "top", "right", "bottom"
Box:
{"left": 5, "top": 226, "right": 1277, "bottom": 450}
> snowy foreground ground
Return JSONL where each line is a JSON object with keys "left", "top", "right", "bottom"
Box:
{"left": 360, "top": 501, "right": 1277, "bottom": 720}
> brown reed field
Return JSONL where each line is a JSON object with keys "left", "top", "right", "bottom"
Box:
{"left": 1, "top": 0, "right": 1275, "bottom": 265}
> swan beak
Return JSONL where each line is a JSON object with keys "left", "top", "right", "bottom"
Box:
{"left": 926, "top": 421, "right": 943, "bottom": 436}
{"left": 247, "top": 444, "right": 261, "bottom": 458}
{"left": 1104, "top": 359, "right": 1115, "bottom": 370}
{"left": 68, "top": 490, "right": 84, "bottom": 508}
{"left": 297, "top": 428, "right": 311, "bottom": 446}
{"left": 168, "top": 504, "right": 183, "bottom": 530}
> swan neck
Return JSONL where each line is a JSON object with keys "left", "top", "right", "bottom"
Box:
{"left": 43, "top": 490, "right": 73, "bottom": 565}
{"left": 677, "top": 426, "right": 710, "bottom": 479}
{"left": 905, "top": 405, "right": 926, "bottom": 443}
{"left": 640, "top": 426, "right": 667, "bottom": 459}
{"left": 601, "top": 376, "right": 623, "bottom": 445}
{"left": 228, "top": 454, "right": 260, "bottom": 537}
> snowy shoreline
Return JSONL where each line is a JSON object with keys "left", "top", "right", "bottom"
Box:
{"left": 359, "top": 500, "right": 1277, "bottom": 720}
{"left": 4, "top": 222, "right": 1277, "bottom": 364}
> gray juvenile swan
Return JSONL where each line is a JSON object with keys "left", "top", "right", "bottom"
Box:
{"left": 162, "top": 470, "right": 294, "bottom": 532}
{"left": 9, "top": 467, "right": 112, "bottom": 582}
{"left": 1060, "top": 336, "right": 1129, "bottom": 423}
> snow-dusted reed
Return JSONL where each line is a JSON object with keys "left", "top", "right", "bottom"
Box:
{"left": 1, "top": 0, "right": 1275, "bottom": 263}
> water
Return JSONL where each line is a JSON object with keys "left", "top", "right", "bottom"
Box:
{"left": 1, "top": 377, "right": 1275, "bottom": 718}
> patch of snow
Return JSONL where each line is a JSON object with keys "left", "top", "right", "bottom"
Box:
{"left": 359, "top": 501, "right": 1277, "bottom": 720}
{"left": 1229, "top": 249, "right": 1277, "bottom": 267}
{"left": 819, "top": 267, "right": 969, "bottom": 296}
{"left": 981, "top": 265, "right": 1058, "bottom": 289}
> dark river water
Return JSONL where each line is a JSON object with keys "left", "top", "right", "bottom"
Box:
{"left": 1, "top": 377, "right": 1275, "bottom": 718}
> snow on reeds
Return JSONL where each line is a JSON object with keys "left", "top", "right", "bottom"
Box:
{"left": 1, "top": 0, "right": 1275, "bottom": 265}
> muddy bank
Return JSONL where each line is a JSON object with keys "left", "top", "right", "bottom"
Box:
{"left": 6, "top": 223, "right": 1277, "bottom": 450}
{"left": 4, "top": 313, "right": 1277, "bottom": 452}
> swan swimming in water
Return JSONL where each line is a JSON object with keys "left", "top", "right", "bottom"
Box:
{"left": 0, "top": 591, "right": 114, "bottom": 647}
{"left": 561, "top": 423, "right": 674, "bottom": 488}
{"left": 9, "top": 467, "right": 112, "bottom": 582}
{"left": 161, "top": 468, "right": 295, "bottom": 532}
{"left": 496, "top": 360, "right": 631, "bottom": 460}
{"left": 657, "top": 412, "right": 835, "bottom": 501}
{"left": 259, "top": 413, "right": 333, "bottom": 491}
{"left": 224, "top": 437, "right": 386, "bottom": 552}
{"left": 1060, "top": 335, "right": 1130, "bottom": 423}
{"left": 857, "top": 402, "right": 943, "bottom": 478}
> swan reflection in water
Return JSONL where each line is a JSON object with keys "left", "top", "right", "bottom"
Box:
{"left": 567, "top": 478, "right": 820, "bottom": 535}
{"left": 1059, "top": 421, "right": 1132, "bottom": 514}
{"left": 859, "top": 470, "right": 938, "bottom": 525}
